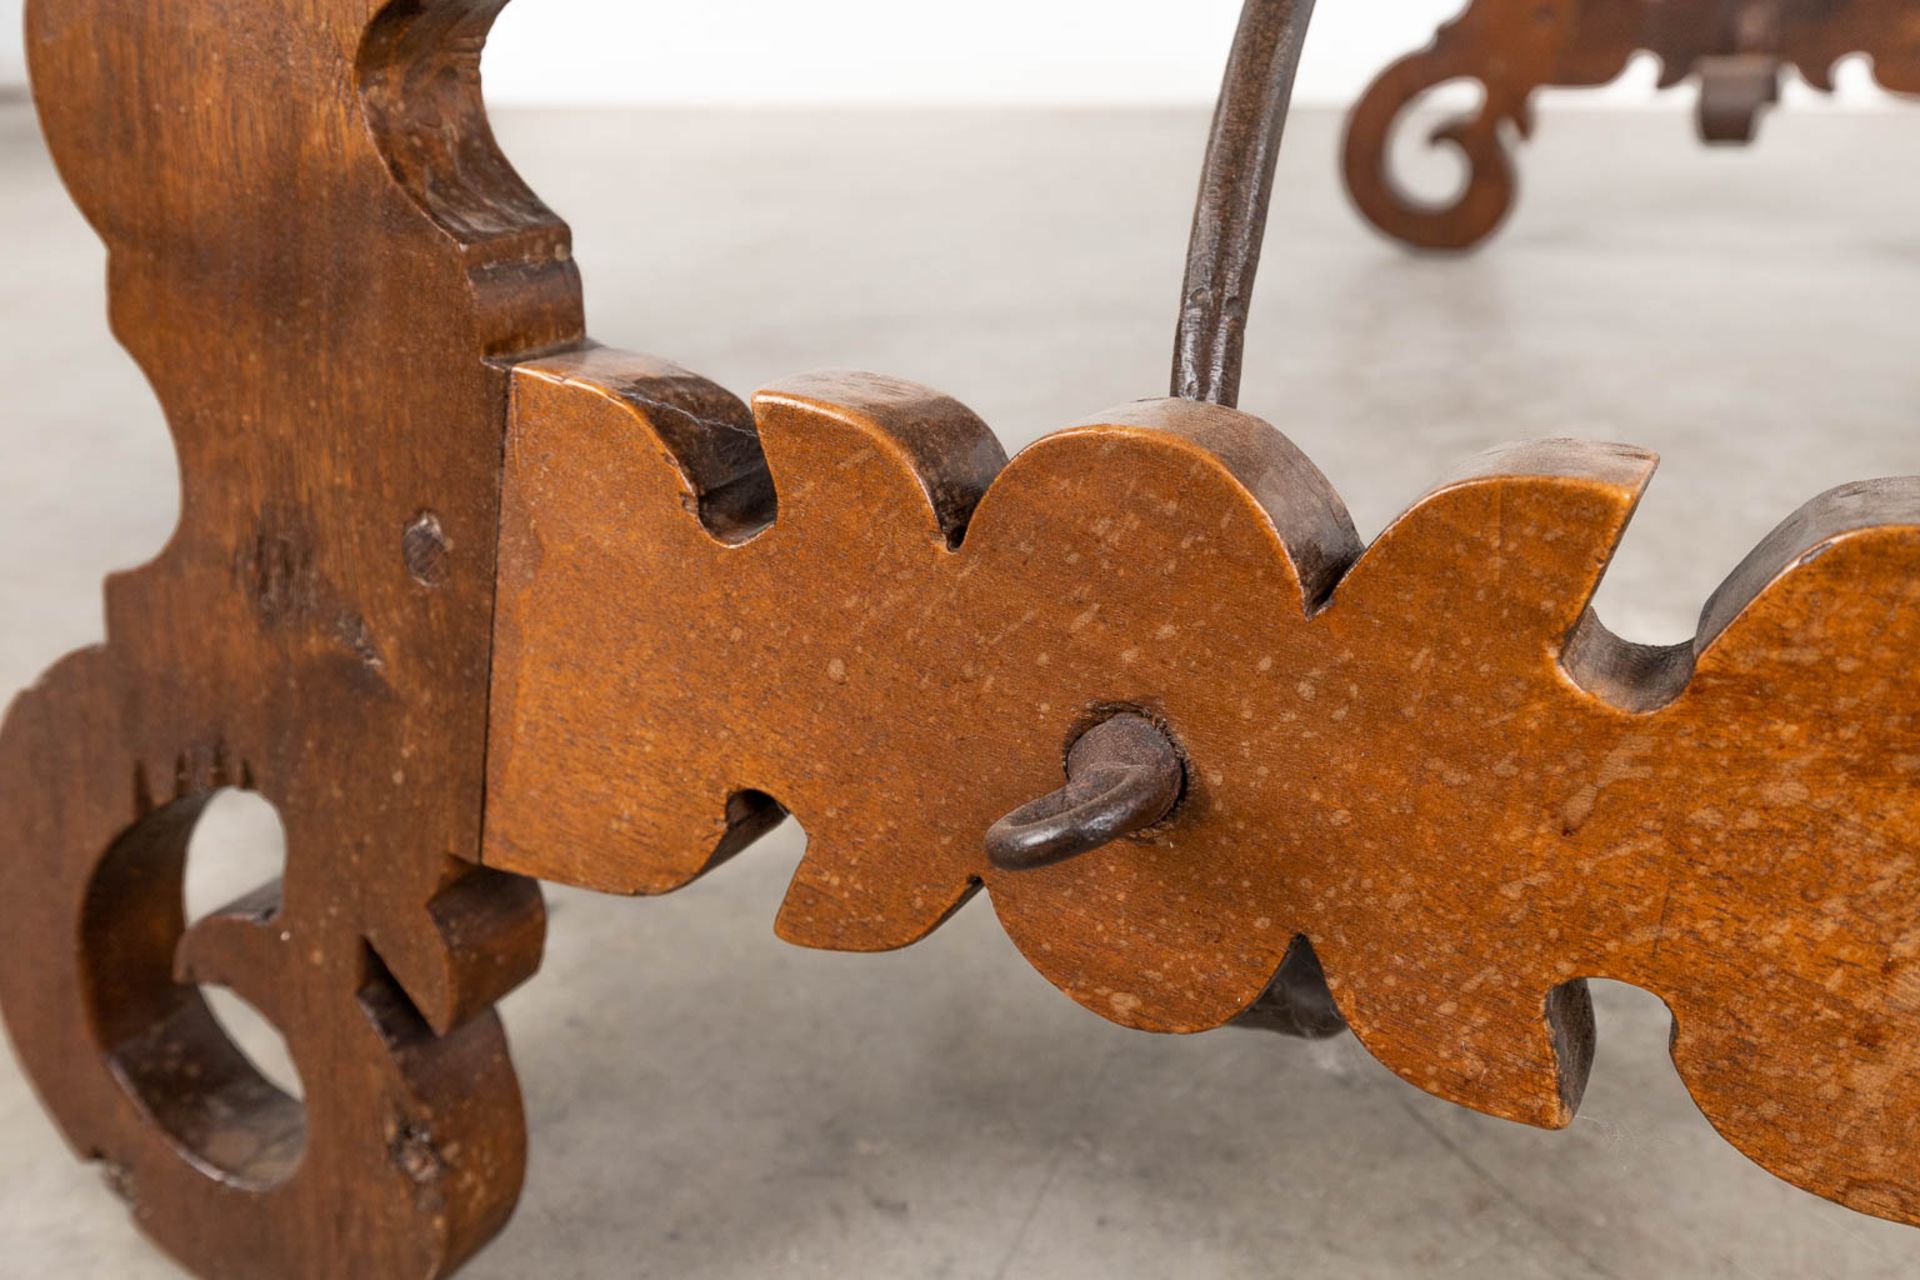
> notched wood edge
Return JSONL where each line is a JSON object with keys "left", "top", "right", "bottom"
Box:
{"left": 1420, "top": 438, "right": 1659, "bottom": 496}
{"left": 1011, "top": 396, "right": 1364, "bottom": 614}
{"left": 1369, "top": 439, "right": 1685, "bottom": 714}
{"left": 1693, "top": 475, "right": 1920, "bottom": 659}
{"left": 1560, "top": 611, "right": 1695, "bottom": 714}
{"left": 490, "top": 354, "right": 790, "bottom": 890}
{"left": 1316, "top": 949, "right": 1594, "bottom": 1129}
{"left": 1228, "top": 935, "right": 1348, "bottom": 1039}
{"left": 1569, "top": 475, "right": 1920, "bottom": 711}
{"left": 753, "top": 371, "right": 1011, "bottom": 550}
{"left": 509, "top": 346, "right": 777, "bottom": 543}
{"left": 1372, "top": 440, "right": 1654, "bottom": 616}
{"left": 771, "top": 869, "right": 984, "bottom": 954}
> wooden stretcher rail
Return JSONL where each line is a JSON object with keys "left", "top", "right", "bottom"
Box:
{"left": 0, "top": 0, "right": 1915, "bottom": 1276}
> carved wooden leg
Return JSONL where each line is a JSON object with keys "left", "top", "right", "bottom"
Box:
{"left": 1346, "top": 0, "right": 1920, "bottom": 251}
{"left": 1341, "top": 0, "right": 1587, "bottom": 251}
{"left": 0, "top": 0, "right": 572, "bottom": 1273}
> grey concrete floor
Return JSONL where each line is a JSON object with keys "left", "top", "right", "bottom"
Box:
{"left": 3, "top": 99, "right": 1920, "bottom": 1278}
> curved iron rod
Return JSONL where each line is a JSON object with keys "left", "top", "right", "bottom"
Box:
{"left": 984, "top": 714, "right": 1184, "bottom": 872}
{"left": 1173, "top": 0, "right": 1319, "bottom": 407}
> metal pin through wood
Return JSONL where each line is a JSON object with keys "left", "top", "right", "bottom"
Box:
{"left": 985, "top": 714, "right": 1185, "bottom": 871}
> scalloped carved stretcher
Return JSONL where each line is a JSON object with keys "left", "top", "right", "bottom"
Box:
{"left": 3, "top": 0, "right": 1918, "bottom": 1275}
{"left": 1345, "top": 0, "right": 1920, "bottom": 250}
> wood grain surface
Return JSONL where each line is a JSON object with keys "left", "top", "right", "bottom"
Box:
{"left": 10, "top": 0, "right": 1920, "bottom": 1270}
{"left": 487, "top": 347, "right": 1920, "bottom": 1226}
{"left": 0, "top": 0, "right": 576, "bottom": 1274}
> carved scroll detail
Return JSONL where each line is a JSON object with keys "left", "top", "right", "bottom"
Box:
{"left": 0, "top": 0, "right": 576, "bottom": 1273}
{"left": 1344, "top": 0, "right": 1920, "bottom": 250}
{"left": 11, "top": 0, "right": 1920, "bottom": 1269}
{"left": 487, "top": 348, "right": 1920, "bottom": 1228}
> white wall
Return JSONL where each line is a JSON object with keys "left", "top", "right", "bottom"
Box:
{"left": 1, "top": 0, "right": 21, "bottom": 90}
{"left": 0, "top": 0, "right": 1894, "bottom": 106}
{"left": 481, "top": 0, "right": 1466, "bottom": 106}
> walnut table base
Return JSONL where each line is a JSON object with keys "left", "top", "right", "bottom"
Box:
{"left": 3, "top": 1, "right": 1918, "bottom": 1277}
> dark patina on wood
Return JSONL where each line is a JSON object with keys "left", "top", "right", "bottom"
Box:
{"left": 5, "top": 1, "right": 1920, "bottom": 1277}
{"left": 0, "top": 0, "right": 575, "bottom": 1274}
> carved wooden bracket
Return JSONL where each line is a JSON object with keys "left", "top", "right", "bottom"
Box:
{"left": 2, "top": 0, "right": 1917, "bottom": 1275}
{"left": 1345, "top": 0, "right": 1920, "bottom": 250}
{"left": 486, "top": 349, "right": 1920, "bottom": 1227}
{"left": 0, "top": 0, "right": 572, "bottom": 1274}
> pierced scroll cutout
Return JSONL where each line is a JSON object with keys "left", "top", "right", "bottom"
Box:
{"left": 486, "top": 348, "right": 1920, "bottom": 1227}
{"left": 0, "top": 0, "right": 571, "bottom": 1273}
